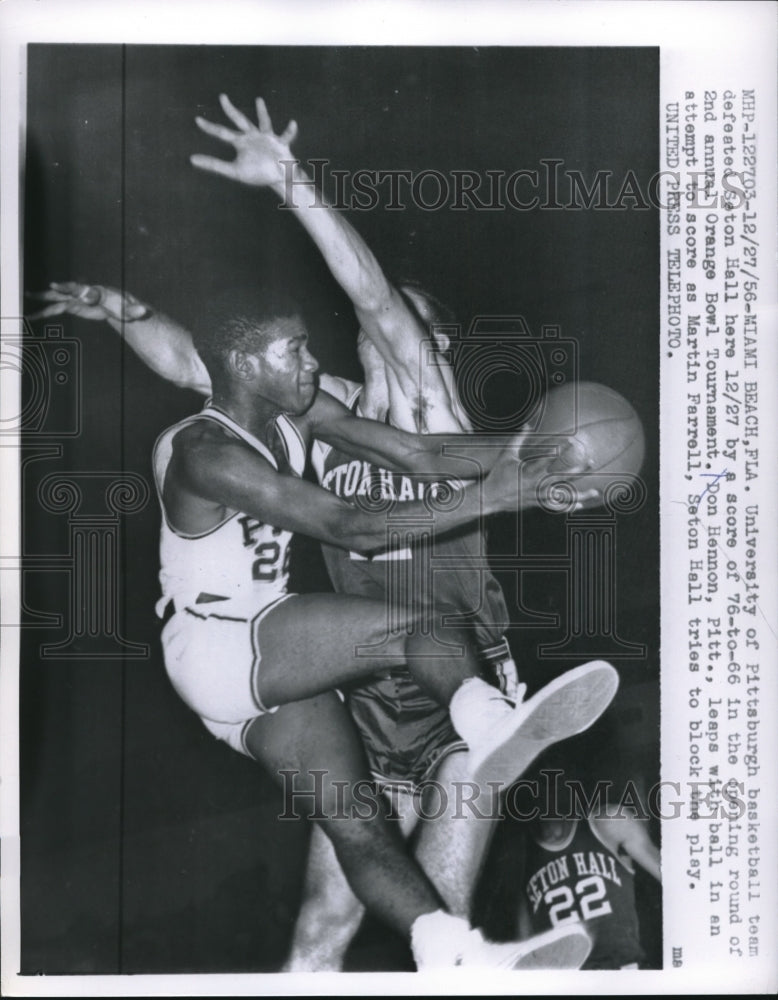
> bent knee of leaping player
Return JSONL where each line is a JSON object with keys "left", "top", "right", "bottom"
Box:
{"left": 404, "top": 621, "right": 483, "bottom": 706}
{"left": 402, "top": 603, "right": 478, "bottom": 655}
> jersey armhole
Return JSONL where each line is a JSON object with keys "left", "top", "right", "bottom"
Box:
{"left": 153, "top": 413, "right": 262, "bottom": 539}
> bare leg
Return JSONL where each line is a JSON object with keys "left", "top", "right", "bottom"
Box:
{"left": 256, "top": 594, "right": 481, "bottom": 709}
{"left": 413, "top": 750, "right": 500, "bottom": 917}
{"left": 282, "top": 824, "right": 365, "bottom": 972}
{"left": 403, "top": 609, "right": 481, "bottom": 705}
{"left": 284, "top": 789, "right": 422, "bottom": 972}
{"left": 244, "top": 690, "right": 443, "bottom": 939}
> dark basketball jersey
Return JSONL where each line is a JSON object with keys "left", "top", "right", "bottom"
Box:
{"left": 312, "top": 380, "right": 509, "bottom": 650}
{"left": 311, "top": 376, "right": 512, "bottom": 784}
{"left": 523, "top": 820, "right": 645, "bottom": 969}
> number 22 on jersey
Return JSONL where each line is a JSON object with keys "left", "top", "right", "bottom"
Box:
{"left": 546, "top": 875, "right": 613, "bottom": 926}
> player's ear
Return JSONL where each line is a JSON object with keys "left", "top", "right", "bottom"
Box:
{"left": 227, "top": 348, "right": 259, "bottom": 381}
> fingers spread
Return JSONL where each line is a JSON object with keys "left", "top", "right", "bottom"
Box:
{"left": 27, "top": 289, "right": 70, "bottom": 302}
{"left": 49, "top": 281, "right": 82, "bottom": 296}
{"left": 190, "top": 153, "right": 236, "bottom": 178}
{"left": 29, "top": 283, "right": 96, "bottom": 304}
{"left": 279, "top": 119, "right": 298, "bottom": 146}
{"left": 218, "top": 93, "right": 254, "bottom": 132}
{"left": 195, "top": 115, "right": 238, "bottom": 144}
{"left": 255, "top": 96, "right": 273, "bottom": 132}
{"left": 27, "top": 302, "right": 68, "bottom": 321}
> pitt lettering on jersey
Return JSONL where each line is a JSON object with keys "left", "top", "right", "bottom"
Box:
{"left": 238, "top": 515, "right": 283, "bottom": 546}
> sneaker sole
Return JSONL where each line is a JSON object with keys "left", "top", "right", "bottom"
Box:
{"left": 505, "top": 925, "right": 592, "bottom": 970}
{"left": 469, "top": 660, "right": 619, "bottom": 787}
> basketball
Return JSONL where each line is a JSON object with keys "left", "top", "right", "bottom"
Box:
{"left": 524, "top": 381, "right": 645, "bottom": 508}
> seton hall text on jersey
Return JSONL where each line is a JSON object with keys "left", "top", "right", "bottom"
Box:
{"left": 527, "top": 850, "right": 623, "bottom": 913}
{"left": 321, "top": 458, "right": 452, "bottom": 502}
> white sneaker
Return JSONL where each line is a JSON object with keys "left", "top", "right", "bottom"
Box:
{"left": 467, "top": 660, "right": 619, "bottom": 787}
{"left": 459, "top": 924, "right": 592, "bottom": 969}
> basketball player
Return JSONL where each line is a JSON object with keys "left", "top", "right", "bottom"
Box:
{"left": 32, "top": 276, "right": 619, "bottom": 967}
{"left": 520, "top": 809, "right": 660, "bottom": 969}
{"left": 189, "top": 274, "right": 629, "bottom": 969}
{"left": 187, "top": 96, "right": 546, "bottom": 970}
{"left": 27, "top": 94, "right": 616, "bottom": 968}
{"left": 477, "top": 773, "right": 661, "bottom": 970}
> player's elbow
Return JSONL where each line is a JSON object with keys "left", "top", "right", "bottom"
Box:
{"left": 169, "top": 375, "right": 207, "bottom": 394}
{"left": 177, "top": 374, "right": 212, "bottom": 396}
{"left": 176, "top": 358, "right": 212, "bottom": 396}
{"left": 352, "top": 267, "right": 395, "bottom": 316}
{"left": 156, "top": 354, "right": 210, "bottom": 395}
{"left": 355, "top": 286, "right": 416, "bottom": 346}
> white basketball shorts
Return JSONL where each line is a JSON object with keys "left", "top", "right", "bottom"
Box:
{"left": 160, "top": 593, "right": 295, "bottom": 754}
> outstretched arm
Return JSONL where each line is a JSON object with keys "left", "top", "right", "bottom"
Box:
{"left": 191, "top": 94, "right": 464, "bottom": 431}
{"left": 308, "top": 388, "right": 527, "bottom": 485}
{"left": 172, "top": 417, "right": 538, "bottom": 556}
{"left": 355, "top": 327, "right": 465, "bottom": 434}
{"left": 306, "top": 389, "right": 598, "bottom": 513}
{"left": 29, "top": 282, "right": 211, "bottom": 395}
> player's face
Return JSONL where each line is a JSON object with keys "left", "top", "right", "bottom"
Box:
{"left": 255, "top": 316, "right": 319, "bottom": 414}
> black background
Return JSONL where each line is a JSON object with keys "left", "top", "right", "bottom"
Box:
{"left": 21, "top": 44, "right": 660, "bottom": 973}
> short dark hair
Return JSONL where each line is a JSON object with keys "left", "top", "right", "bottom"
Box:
{"left": 192, "top": 285, "right": 302, "bottom": 381}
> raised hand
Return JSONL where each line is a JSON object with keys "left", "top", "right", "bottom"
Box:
{"left": 27, "top": 282, "right": 150, "bottom": 323}
{"left": 190, "top": 94, "right": 299, "bottom": 188}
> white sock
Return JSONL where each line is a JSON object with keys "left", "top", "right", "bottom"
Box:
{"left": 448, "top": 676, "right": 514, "bottom": 748}
{"left": 410, "top": 910, "right": 475, "bottom": 968}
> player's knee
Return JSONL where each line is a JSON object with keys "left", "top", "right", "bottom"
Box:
{"left": 406, "top": 617, "right": 477, "bottom": 663}
{"left": 363, "top": 604, "right": 425, "bottom": 652}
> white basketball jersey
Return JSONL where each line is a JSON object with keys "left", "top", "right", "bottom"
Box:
{"left": 153, "top": 403, "right": 307, "bottom": 618}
